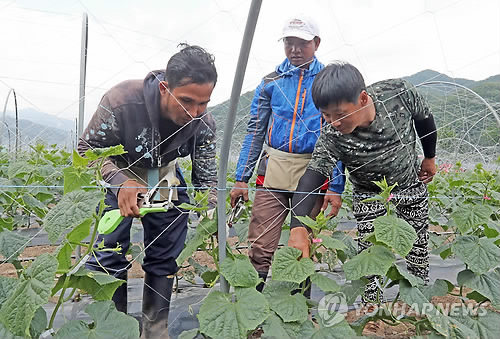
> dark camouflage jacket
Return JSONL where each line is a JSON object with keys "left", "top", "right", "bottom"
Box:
{"left": 78, "top": 70, "right": 217, "bottom": 199}
{"left": 308, "top": 79, "right": 432, "bottom": 192}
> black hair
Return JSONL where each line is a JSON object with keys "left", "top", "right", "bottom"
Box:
{"left": 165, "top": 43, "right": 218, "bottom": 89}
{"left": 311, "top": 61, "right": 366, "bottom": 109}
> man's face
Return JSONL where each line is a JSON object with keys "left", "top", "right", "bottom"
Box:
{"left": 159, "top": 80, "right": 214, "bottom": 126}
{"left": 283, "top": 37, "right": 319, "bottom": 68}
{"left": 320, "top": 99, "right": 366, "bottom": 135}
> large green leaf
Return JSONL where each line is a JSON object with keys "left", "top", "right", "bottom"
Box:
{"left": 297, "top": 318, "right": 358, "bottom": 339}
{"left": 261, "top": 312, "right": 301, "bottom": 339}
{"left": 457, "top": 269, "right": 500, "bottom": 309}
{"left": 63, "top": 166, "right": 94, "bottom": 194}
{"left": 198, "top": 287, "right": 270, "bottom": 339}
{"left": 451, "top": 310, "right": 500, "bottom": 339}
{"left": 340, "top": 279, "right": 367, "bottom": 305}
{"left": 0, "top": 230, "right": 28, "bottom": 263}
{"left": 0, "top": 323, "right": 27, "bottom": 339}
{"left": 43, "top": 190, "right": 103, "bottom": 243}
{"left": 67, "top": 218, "right": 93, "bottom": 244}
{"left": 55, "top": 242, "right": 74, "bottom": 272}
{"left": 21, "top": 194, "right": 47, "bottom": 218}
{"left": 451, "top": 204, "right": 492, "bottom": 234}
{"left": 399, "top": 280, "right": 450, "bottom": 337}
{"left": 399, "top": 280, "right": 479, "bottom": 338}
{"left": 0, "top": 275, "right": 18, "bottom": 305}
{"left": 0, "top": 216, "right": 14, "bottom": 231}
{"left": 71, "top": 149, "right": 90, "bottom": 168}
{"left": 234, "top": 220, "right": 249, "bottom": 244}
{"left": 7, "top": 161, "right": 34, "bottom": 179}
{"left": 317, "top": 234, "right": 346, "bottom": 251}
{"left": 343, "top": 245, "right": 395, "bottom": 280}
{"left": 452, "top": 235, "right": 500, "bottom": 274}
{"left": 54, "top": 300, "right": 139, "bottom": 339}
{"left": 84, "top": 145, "right": 126, "bottom": 161}
{"left": 29, "top": 307, "right": 47, "bottom": 339}
{"left": 271, "top": 247, "right": 315, "bottom": 283}
{"left": 310, "top": 272, "right": 341, "bottom": 292}
{"left": 386, "top": 264, "right": 424, "bottom": 288}
{"left": 176, "top": 233, "right": 205, "bottom": 266}
{"left": 176, "top": 218, "right": 218, "bottom": 266}
{"left": 262, "top": 281, "right": 308, "bottom": 323}
{"left": 295, "top": 215, "right": 320, "bottom": 230}
{"left": 53, "top": 267, "right": 124, "bottom": 301}
{"left": 0, "top": 253, "right": 58, "bottom": 337}
{"left": 187, "top": 257, "right": 218, "bottom": 286}
{"left": 220, "top": 254, "right": 259, "bottom": 287}
{"left": 178, "top": 328, "right": 200, "bottom": 339}
{"left": 331, "top": 231, "right": 357, "bottom": 262}
{"left": 373, "top": 215, "right": 417, "bottom": 256}
{"left": 418, "top": 279, "right": 451, "bottom": 301}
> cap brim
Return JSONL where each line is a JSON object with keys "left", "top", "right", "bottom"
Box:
{"left": 280, "top": 30, "right": 316, "bottom": 41}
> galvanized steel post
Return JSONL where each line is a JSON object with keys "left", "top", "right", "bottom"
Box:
{"left": 216, "top": 0, "right": 262, "bottom": 293}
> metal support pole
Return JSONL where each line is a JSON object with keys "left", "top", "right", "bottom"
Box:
{"left": 76, "top": 12, "right": 88, "bottom": 260}
{"left": 216, "top": 0, "right": 262, "bottom": 293}
{"left": 1, "top": 88, "right": 15, "bottom": 147}
{"left": 78, "top": 12, "right": 88, "bottom": 137}
{"left": 13, "top": 91, "right": 18, "bottom": 156}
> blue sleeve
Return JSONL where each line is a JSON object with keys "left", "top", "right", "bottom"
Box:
{"left": 234, "top": 80, "right": 273, "bottom": 182}
{"left": 328, "top": 160, "right": 346, "bottom": 194}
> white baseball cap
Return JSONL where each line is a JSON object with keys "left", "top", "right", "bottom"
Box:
{"left": 280, "top": 14, "right": 320, "bottom": 41}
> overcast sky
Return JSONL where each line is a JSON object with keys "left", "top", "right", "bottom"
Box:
{"left": 0, "top": 0, "right": 499, "bottom": 126}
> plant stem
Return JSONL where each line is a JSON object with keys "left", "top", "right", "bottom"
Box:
{"left": 12, "top": 259, "right": 23, "bottom": 278}
{"left": 48, "top": 274, "right": 71, "bottom": 328}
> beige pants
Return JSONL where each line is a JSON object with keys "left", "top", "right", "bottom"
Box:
{"left": 248, "top": 187, "right": 323, "bottom": 272}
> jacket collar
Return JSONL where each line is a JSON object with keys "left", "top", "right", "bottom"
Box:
{"left": 275, "top": 56, "right": 323, "bottom": 77}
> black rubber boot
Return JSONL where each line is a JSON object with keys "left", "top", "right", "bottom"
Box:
{"left": 112, "top": 271, "right": 128, "bottom": 314}
{"left": 256, "top": 271, "right": 268, "bottom": 293}
{"left": 140, "top": 273, "right": 174, "bottom": 339}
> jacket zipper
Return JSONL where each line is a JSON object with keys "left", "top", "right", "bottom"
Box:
{"left": 288, "top": 69, "right": 304, "bottom": 153}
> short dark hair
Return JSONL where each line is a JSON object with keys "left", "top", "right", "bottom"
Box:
{"left": 165, "top": 43, "right": 218, "bottom": 89}
{"left": 311, "top": 61, "right": 366, "bottom": 109}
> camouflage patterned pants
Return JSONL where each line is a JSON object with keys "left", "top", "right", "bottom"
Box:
{"left": 353, "top": 180, "right": 430, "bottom": 303}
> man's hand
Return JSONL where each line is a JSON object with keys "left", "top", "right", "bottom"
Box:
{"left": 321, "top": 190, "right": 342, "bottom": 217}
{"left": 288, "top": 227, "right": 310, "bottom": 258}
{"left": 419, "top": 157, "right": 437, "bottom": 184}
{"left": 230, "top": 181, "right": 249, "bottom": 207}
{"left": 117, "top": 180, "right": 147, "bottom": 218}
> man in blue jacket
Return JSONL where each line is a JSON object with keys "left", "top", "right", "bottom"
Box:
{"left": 230, "top": 15, "right": 345, "bottom": 292}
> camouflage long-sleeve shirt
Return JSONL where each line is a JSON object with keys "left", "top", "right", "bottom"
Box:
{"left": 77, "top": 70, "right": 217, "bottom": 202}
{"left": 308, "top": 79, "right": 433, "bottom": 192}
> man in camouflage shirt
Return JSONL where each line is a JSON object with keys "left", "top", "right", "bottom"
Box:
{"left": 288, "top": 61, "right": 437, "bottom": 302}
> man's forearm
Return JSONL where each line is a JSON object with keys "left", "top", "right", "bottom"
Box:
{"left": 290, "top": 169, "right": 327, "bottom": 228}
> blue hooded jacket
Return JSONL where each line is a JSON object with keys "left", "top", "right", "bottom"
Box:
{"left": 235, "top": 57, "right": 345, "bottom": 193}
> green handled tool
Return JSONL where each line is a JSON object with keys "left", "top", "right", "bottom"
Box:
{"left": 98, "top": 170, "right": 180, "bottom": 235}
{"left": 98, "top": 206, "right": 169, "bottom": 235}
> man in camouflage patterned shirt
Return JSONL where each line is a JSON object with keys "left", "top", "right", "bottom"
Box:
{"left": 78, "top": 44, "right": 218, "bottom": 338}
{"left": 288, "top": 62, "right": 437, "bottom": 302}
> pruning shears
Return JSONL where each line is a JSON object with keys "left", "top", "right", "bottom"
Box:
{"left": 98, "top": 171, "right": 180, "bottom": 235}
{"left": 227, "top": 196, "right": 246, "bottom": 228}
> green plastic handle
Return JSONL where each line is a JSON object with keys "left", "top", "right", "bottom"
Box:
{"left": 98, "top": 207, "right": 168, "bottom": 235}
